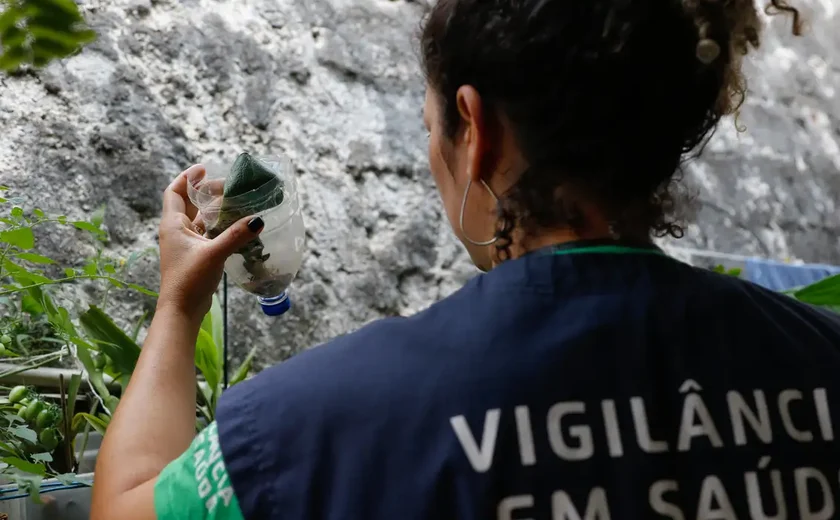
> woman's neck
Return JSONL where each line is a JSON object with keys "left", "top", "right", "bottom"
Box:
{"left": 491, "top": 225, "right": 652, "bottom": 266}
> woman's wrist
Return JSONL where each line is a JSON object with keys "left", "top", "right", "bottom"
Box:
{"left": 154, "top": 299, "right": 206, "bottom": 331}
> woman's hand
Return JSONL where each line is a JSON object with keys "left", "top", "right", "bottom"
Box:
{"left": 156, "top": 165, "right": 264, "bottom": 324}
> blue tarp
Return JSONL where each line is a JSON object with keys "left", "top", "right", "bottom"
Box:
{"left": 745, "top": 257, "right": 840, "bottom": 292}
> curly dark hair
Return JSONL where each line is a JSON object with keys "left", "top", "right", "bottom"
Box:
{"left": 420, "top": 0, "right": 802, "bottom": 255}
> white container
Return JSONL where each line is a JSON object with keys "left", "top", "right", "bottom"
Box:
{"left": 187, "top": 154, "right": 305, "bottom": 314}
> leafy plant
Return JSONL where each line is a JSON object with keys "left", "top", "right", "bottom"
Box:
{"left": 0, "top": 187, "right": 258, "bottom": 498}
{"left": 0, "top": 0, "right": 96, "bottom": 72}
{"left": 77, "top": 293, "right": 257, "bottom": 431}
{"left": 0, "top": 314, "right": 63, "bottom": 360}
{"left": 786, "top": 274, "right": 840, "bottom": 313}
{"left": 195, "top": 295, "right": 258, "bottom": 425}
{"left": 711, "top": 264, "right": 743, "bottom": 277}
{"left": 713, "top": 263, "right": 840, "bottom": 312}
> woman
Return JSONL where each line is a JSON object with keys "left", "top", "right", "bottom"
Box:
{"left": 92, "top": 1, "right": 837, "bottom": 519}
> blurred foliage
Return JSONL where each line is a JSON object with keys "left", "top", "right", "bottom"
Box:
{"left": 713, "top": 263, "right": 840, "bottom": 312}
{"left": 0, "top": 0, "right": 95, "bottom": 72}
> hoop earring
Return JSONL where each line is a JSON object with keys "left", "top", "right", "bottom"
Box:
{"left": 459, "top": 177, "right": 499, "bottom": 246}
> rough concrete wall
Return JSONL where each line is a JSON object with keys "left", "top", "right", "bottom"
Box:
{"left": 0, "top": 0, "right": 837, "bottom": 367}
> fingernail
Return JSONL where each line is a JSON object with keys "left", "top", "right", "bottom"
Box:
{"left": 248, "top": 217, "right": 265, "bottom": 233}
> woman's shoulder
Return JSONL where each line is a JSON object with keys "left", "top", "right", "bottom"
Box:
{"left": 216, "top": 284, "right": 473, "bottom": 405}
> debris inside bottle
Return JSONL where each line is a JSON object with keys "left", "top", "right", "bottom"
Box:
{"left": 205, "top": 152, "right": 285, "bottom": 285}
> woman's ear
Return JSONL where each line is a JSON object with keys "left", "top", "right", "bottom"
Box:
{"left": 455, "top": 85, "right": 486, "bottom": 183}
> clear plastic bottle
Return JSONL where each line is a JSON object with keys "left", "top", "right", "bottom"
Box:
{"left": 187, "top": 154, "right": 305, "bottom": 316}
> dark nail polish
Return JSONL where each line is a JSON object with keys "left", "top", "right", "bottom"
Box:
{"left": 248, "top": 217, "right": 265, "bottom": 233}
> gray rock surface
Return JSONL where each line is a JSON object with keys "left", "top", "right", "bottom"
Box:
{"left": 666, "top": 2, "right": 840, "bottom": 264}
{"left": 0, "top": 0, "right": 838, "bottom": 368}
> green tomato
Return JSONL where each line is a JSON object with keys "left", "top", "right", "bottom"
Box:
{"left": 38, "top": 428, "right": 59, "bottom": 451}
{"left": 23, "top": 400, "right": 45, "bottom": 422}
{"left": 17, "top": 406, "right": 28, "bottom": 418}
{"left": 0, "top": 334, "right": 11, "bottom": 345}
{"left": 0, "top": 344, "right": 6, "bottom": 355}
{"left": 36, "top": 408, "right": 58, "bottom": 430}
{"left": 8, "top": 385, "right": 28, "bottom": 404}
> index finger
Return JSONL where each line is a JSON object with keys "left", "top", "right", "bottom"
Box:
{"left": 163, "top": 165, "right": 204, "bottom": 221}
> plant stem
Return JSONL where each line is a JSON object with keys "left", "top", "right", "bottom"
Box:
{"left": 0, "top": 275, "right": 156, "bottom": 298}
{"left": 0, "top": 244, "right": 12, "bottom": 279}
{"left": 0, "top": 350, "right": 66, "bottom": 379}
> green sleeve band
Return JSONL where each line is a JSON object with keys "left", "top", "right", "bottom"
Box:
{"left": 154, "top": 421, "right": 245, "bottom": 520}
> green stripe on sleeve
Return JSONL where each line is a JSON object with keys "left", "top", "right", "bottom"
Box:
{"left": 154, "top": 421, "right": 245, "bottom": 520}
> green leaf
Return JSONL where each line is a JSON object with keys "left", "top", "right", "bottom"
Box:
{"left": 2, "top": 457, "right": 45, "bottom": 476}
{"left": 0, "top": 47, "right": 30, "bottom": 72}
{"left": 64, "top": 268, "right": 75, "bottom": 277}
{"left": 196, "top": 380, "right": 213, "bottom": 408}
{"left": 201, "top": 294, "right": 225, "bottom": 370}
{"left": 83, "top": 262, "right": 97, "bottom": 275}
{"left": 90, "top": 205, "right": 106, "bottom": 229}
{"left": 0, "top": 186, "right": 8, "bottom": 191}
{"left": 11, "top": 426, "right": 37, "bottom": 443}
{"left": 23, "top": 285, "right": 58, "bottom": 320}
{"left": 10, "top": 206, "right": 23, "bottom": 218}
{"left": 12, "top": 473, "right": 44, "bottom": 503}
{"left": 72, "top": 221, "right": 105, "bottom": 236}
{"left": 14, "top": 252, "right": 54, "bottom": 265}
{"left": 78, "top": 306, "right": 141, "bottom": 375}
{"left": 2, "top": 259, "right": 25, "bottom": 273}
{"left": 72, "top": 412, "right": 108, "bottom": 436}
{"left": 50, "top": 306, "right": 74, "bottom": 335}
{"left": 0, "top": 197, "right": 7, "bottom": 203}
{"left": 0, "top": 439, "right": 20, "bottom": 456}
{"left": 103, "top": 264, "right": 116, "bottom": 274}
{"left": 130, "top": 310, "right": 148, "bottom": 342}
{"left": 69, "top": 337, "right": 111, "bottom": 400}
{"left": 0, "top": 228, "right": 35, "bottom": 249}
{"left": 33, "top": 208, "right": 45, "bottom": 218}
{"left": 57, "top": 215, "right": 67, "bottom": 224}
{"left": 20, "top": 294, "right": 45, "bottom": 315}
{"left": 194, "top": 328, "right": 220, "bottom": 398}
{"left": 55, "top": 473, "right": 78, "bottom": 486}
{"left": 12, "top": 271, "right": 51, "bottom": 285}
{"left": 127, "top": 283, "right": 158, "bottom": 297}
{"left": 31, "top": 0, "right": 86, "bottom": 17}
{"left": 0, "top": 8, "right": 21, "bottom": 34}
{"left": 65, "top": 372, "right": 82, "bottom": 423}
{"left": 29, "top": 24, "right": 84, "bottom": 49}
{"left": 31, "top": 452, "right": 52, "bottom": 462}
{"left": 230, "top": 346, "right": 259, "bottom": 386}
{"left": 792, "top": 274, "right": 840, "bottom": 307}
{"left": 107, "top": 278, "right": 124, "bottom": 289}
{"left": 1, "top": 26, "right": 27, "bottom": 48}
{"left": 2, "top": 412, "right": 24, "bottom": 424}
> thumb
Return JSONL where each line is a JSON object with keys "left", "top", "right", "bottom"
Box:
{"left": 208, "top": 216, "right": 265, "bottom": 259}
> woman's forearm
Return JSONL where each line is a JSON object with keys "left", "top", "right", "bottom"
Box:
{"left": 92, "top": 304, "right": 201, "bottom": 506}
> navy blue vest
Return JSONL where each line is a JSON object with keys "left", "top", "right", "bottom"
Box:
{"left": 217, "top": 245, "right": 840, "bottom": 519}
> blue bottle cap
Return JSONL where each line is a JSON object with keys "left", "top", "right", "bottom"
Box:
{"left": 259, "top": 292, "right": 291, "bottom": 316}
